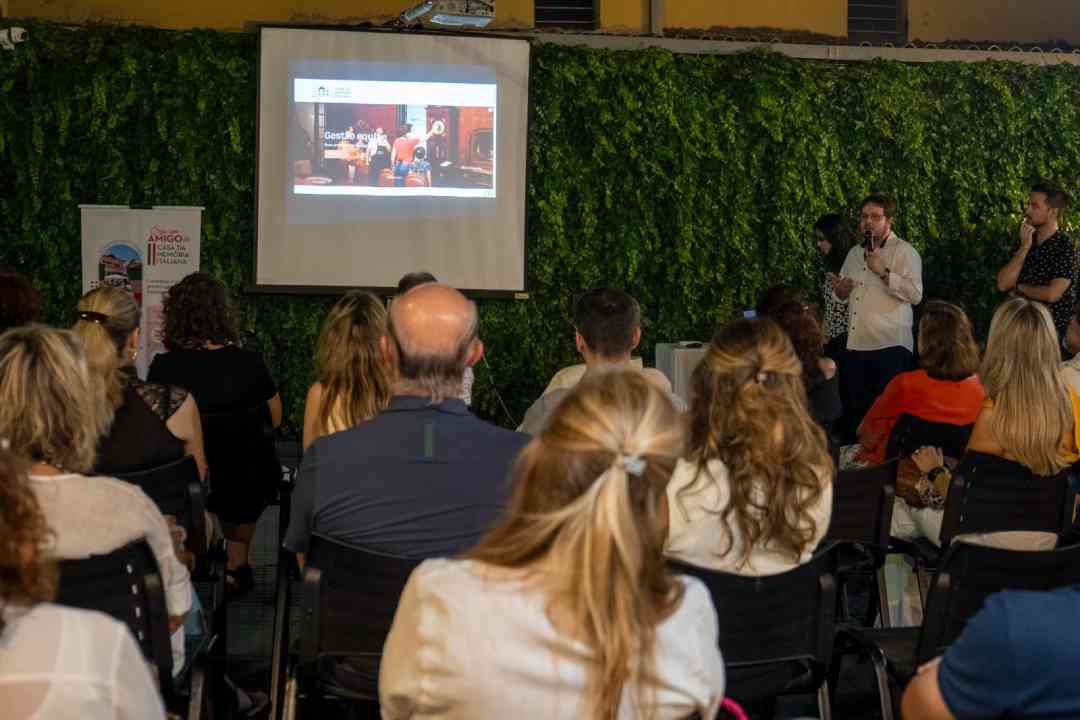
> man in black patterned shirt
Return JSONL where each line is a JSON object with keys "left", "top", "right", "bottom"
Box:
{"left": 996, "top": 181, "right": 1076, "bottom": 343}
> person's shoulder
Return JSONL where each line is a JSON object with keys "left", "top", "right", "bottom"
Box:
{"left": 667, "top": 575, "right": 719, "bottom": 627}
{"left": 24, "top": 602, "right": 131, "bottom": 640}
{"left": 470, "top": 414, "right": 532, "bottom": 449}
{"left": 640, "top": 367, "right": 674, "bottom": 393}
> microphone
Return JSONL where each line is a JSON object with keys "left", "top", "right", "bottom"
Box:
{"left": 863, "top": 229, "right": 874, "bottom": 252}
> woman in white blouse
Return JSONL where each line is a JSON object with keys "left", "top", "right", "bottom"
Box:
{"left": 666, "top": 317, "right": 833, "bottom": 576}
{"left": 0, "top": 326, "right": 193, "bottom": 664}
{"left": 0, "top": 447, "right": 164, "bottom": 720}
{"left": 379, "top": 370, "right": 725, "bottom": 719}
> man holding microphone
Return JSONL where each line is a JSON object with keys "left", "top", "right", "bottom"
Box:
{"left": 829, "top": 193, "right": 924, "bottom": 441}
{"left": 996, "top": 182, "right": 1075, "bottom": 346}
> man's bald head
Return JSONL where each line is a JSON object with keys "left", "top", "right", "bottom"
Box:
{"left": 384, "top": 283, "right": 482, "bottom": 402}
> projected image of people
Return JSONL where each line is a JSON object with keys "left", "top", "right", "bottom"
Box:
{"left": 291, "top": 79, "right": 495, "bottom": 198}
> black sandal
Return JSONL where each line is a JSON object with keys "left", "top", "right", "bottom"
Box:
{"left": 225, "top": 564, "right": 255, "bottom": 598}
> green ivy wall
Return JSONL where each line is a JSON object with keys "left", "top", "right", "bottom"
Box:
{"left": 3, "top": 22, "right": 1079, "bottom": 429}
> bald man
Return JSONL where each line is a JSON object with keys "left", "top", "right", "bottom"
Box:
{"left": 285, "top": 283, "right": 529, "bottom": 562}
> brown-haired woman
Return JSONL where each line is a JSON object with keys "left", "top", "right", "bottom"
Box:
{"left": 148, "top": 272, "right": 282, "bottom": 595}
{"left": 301, "top": 291, "right": 393, "bottom": 449}
{"left": 0, "top": 325, "right": 193, "bottom": 669}
{"left": 666, "top": 317, "right": 833, "bottom": 575}
{"left": 768, "top": 301, "right": 841, "bottom": 438}
{"left": 0, "top": 447, "right": 166, "bottom": 719}
{"left": 852, "top": 300, "right": 984, "bottom": 466}
{"left": 72, "top": 286, "right": 207, "bottom": 480}
{"left": 379, "top": 370, "right": 724, "bottom": 719}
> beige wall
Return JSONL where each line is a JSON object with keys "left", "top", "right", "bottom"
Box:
{"left": 665, "top": 0, "right": 846, "bottom": 37}
{"left": 908, "top": 0, "right": 1080, "bottom": 44}
{"left": 7, "top": 0, "right": 534, "bottom": 30}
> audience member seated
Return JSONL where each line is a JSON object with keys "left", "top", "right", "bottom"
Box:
{"left": 0, "top": 326, "right": 193, "bottom": 669}
{"left": 666, "top": 317, "right": 833, "bottom": 575}
{"left": 767, "top": 300, "right": 842, "bottom": 438}
{"left": 379, "top": 370, "right": 725, "bottom": 719}
{"left": 0, "top": 267, "right": 41, "bottom": 334}
{"left": 754, "top": 284, "right": 807, "bottom": 319}
{"left": 396, "top": 271, "right": 473, "bottom": 405}
{"left": 72, "top": 286, "right": 207, "bottom": 480}
{"left": 1061, "top": 302, "right": 1080, "bottom": 394}
{"left": 847, "top": 300, "right": 984, "bottom": 468}
{"left": 898, "top": 298, "right": 1077, "bottom": 550}
{"left": 0, "top": 447, "right": 166, "bottom": 720}
{"left": 285, "top": 283, "right": 529, "bottom": 560}
{"left": 148, "top": 272, "right": 282, "bottom": 597}
{"left": 520, "top": 288, "right": 685, "bottom": 435}
{"left": 302, "top": 291, "right": 393, "bottom": 450}
{"left": 901, "top": 584, "right": 1080, "bottom": 720}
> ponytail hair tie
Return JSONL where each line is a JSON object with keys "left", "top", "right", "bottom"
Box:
{"left": 755, "top": 370, "right": 769, "bottom": 385}
{"left": 617, "top": 453, "right": 646, "bottom": 477}
{"left": 76, "top": 310, "right": 108, "bottom": 325}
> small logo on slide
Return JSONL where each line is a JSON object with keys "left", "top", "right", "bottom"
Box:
{"left": 316, "top": 85, "right": 329, "bottom": 97}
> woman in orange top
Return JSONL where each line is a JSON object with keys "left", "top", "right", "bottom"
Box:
{"left": 854, "top": 300, "right": 984, "bottom": 466}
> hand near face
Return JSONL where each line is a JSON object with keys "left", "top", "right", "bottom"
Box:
{"left": 1019, "top": 219, "right": 1036, "bottom": 252}
{"left": 865, "top": 248, "right": 886, "bottom": 276}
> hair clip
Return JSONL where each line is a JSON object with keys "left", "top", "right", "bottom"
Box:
{"left": 618, "top": 454, "right": 646, "bottom": 477}
{"left": 756, "top": 371, "right": 769, "bottom": 384}
{"left": 76, "top": 310, "right": 108, "bottom": 325}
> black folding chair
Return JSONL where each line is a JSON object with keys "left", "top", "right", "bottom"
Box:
{"left": 883, "top": 414, "right": 973, "bottom": 463}
{"left": 669, "top": 544, "right": 840, "bottom": 720}
{"left": 55, "top": 539, "right": 211, "bottom": 719}
{"left": 891, "top": 451, "right": 1073, "bottom": 600}
{"left": 113, "top": 455, "right": 208, "bottom": 559}
{"left": 284, "top": 533, "right": 422, "bottom": 719}
{"left": 823, "top": 459, "right": 898, "bottom": 626}
{"left": 833, "top": 541, "right": 1080, "bottom": 720}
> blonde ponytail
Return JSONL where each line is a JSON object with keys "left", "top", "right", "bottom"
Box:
{"left": 72, "top": 287, "right": 139, "bottom": 435}
{"left": 468, "top": 370, "right": 684, "bottom": 719}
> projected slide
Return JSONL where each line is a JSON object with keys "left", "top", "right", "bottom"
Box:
{"left": 292, "top": 79, "right": 496, "bottom": 198}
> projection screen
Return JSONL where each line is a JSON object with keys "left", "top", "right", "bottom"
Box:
{"left": 255, "top": 27, "right": 530, "bottom": 293}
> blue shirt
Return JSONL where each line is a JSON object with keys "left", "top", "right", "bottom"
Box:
{"left": 939, "top": 584, "right": 1080, "bottom": 719}
{"left": 284, "top": 395, "right": 529, "bottom": 558}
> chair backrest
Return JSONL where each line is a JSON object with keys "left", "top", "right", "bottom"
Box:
{"left": 200, "top": 404, "right": 280, "bottom": 500}
{"left": 885, "top": 414, "right": 973, "bottom": 461}
{"left": 299, "top": 533, "right": 422, "bottom": 662}
{"left": 939, "top": 451, "right": 1071, "bottom": 547}
{"left": 826, "top": 459, "right": 897, "bottom": 556}
{"left": 113, "top": 455, "right": 207, "bottom": 557}
{"left": 668, "top": 544, "right": 838, "bottom": 704}
{"left": 916, "top": 541, "right": 1080, "bottom": 665}
{"left": 54, "top": 540, "right": 173, "bottom": 690}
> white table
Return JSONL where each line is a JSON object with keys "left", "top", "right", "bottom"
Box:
{"left": 654, "top": 343, "right": 708, "bottom": 406}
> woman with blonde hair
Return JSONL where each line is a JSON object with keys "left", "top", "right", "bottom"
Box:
{"left": 908, "top": 297, "right": 1080, "bottom": 544}
{"left": 666, "top": 317, "right": 833, "bottom": 576}
{"left": 72, "top": 286, "right": 207, "bottom": 479}
{"left": 379, "top": 370, "right": 724, "bottom": 719}
{"left": 0, "top": 325, "right": 192, "bottom": 671}
{"left": 301, "top": 291, "right": 393, "bottom": 449}
{"left": 0, "top": 446, "right": 166, "bottom": 719}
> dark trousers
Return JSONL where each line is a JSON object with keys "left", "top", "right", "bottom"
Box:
{"left": 839, "top": 345, "right": 914, "bottom": 444}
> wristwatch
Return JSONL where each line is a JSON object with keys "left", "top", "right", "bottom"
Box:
{"left": 927, "top": 466, "right": 948, "bottom": 483}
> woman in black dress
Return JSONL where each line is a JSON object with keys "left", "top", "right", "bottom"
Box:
{"left": 72, "top": 286, "right": 207, "bottom": 481}
{"left": 149, "top": 273, "right": 282, "bottom": 596}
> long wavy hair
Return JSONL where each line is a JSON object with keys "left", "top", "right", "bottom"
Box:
{"left": 468, "top": 370, "right": 685, "bottom": 719}
{"left": 769, "top": 301, "right": 826, "bottom": 386}
{"left": 980, "top": 297, "right": 1072, "bottom": 476}
{"left": 160, "top": 272, "right": 239, "bottom": 351}
{"left": 313, "top": 291, "right": 393, "bottom": 437}
{"left": 681, "top": 317, "right": 831, "bottom": 568}
{"left": 72, "top": 286, "right": 139, "bottom": 426}
{"left": 0, "top": 448, "right": 57, "bottom": 633}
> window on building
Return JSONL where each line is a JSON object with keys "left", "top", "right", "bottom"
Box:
{"left": 848, "top": 0, "right": 906, "bottom": 44}
{"left": 535, "top": 0, "right": 596, "bottom": 31}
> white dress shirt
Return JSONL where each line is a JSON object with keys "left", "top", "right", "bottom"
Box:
{"left": 0, "top": 603, "right": 165, "bottom": 720}
{"left": 379, "top": 559, "right": 725, "bottom": 719}
{"left": 665, "top": 458, "right": 833, "bottom": 576}
{"left": 838, "top": 232, "right": 923, "bottom": 352}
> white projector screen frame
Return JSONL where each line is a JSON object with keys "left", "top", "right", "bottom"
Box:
{"left": 253, "top": 25, "right": 531, "bottom": 296}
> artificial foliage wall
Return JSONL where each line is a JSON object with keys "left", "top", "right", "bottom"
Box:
{"left": 3, "top": 21, "right": 1080, "bottom": 429}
